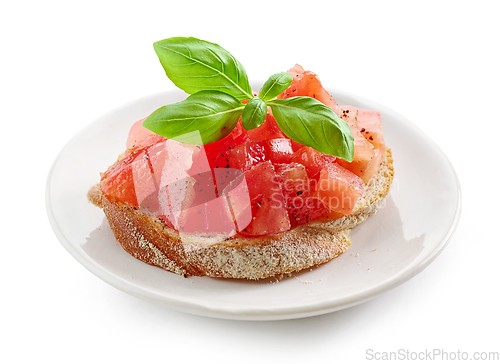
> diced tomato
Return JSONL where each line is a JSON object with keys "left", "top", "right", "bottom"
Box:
{"left": 231, "top": 120, "right": 249, "bottom": 145}
{"left": 101, "top": 145, "right": 153, "bottom": 206}
{"left": 204, "top": 136, "right": 235, "bottom": 169}
{"left": 103, "top": 138, "right": 169, "bottom": 209}
{"left": 278, "top": 64, "right": 342, "bottom": 116}
{"left": 227, "top": 138, "right": 295, "bottom": 171}
{"left": 267, "top": 138, "right": 294, "bottom": 164}
{"left": 159, "top": 174, "right": 198, "bottom": 231}
{"left": 204, "top": 120, "right": 249, "bottom": 169}
{"left": 221, "top": 172, "right": 252, "bottom": 232}
{"left": 101, "top": 163, "right": 137, "bottom": 206}
{"left": 130, "top": 149, "right": 158, "bottom": 211}
{"left": 213, "top": 167, "right": 245, "bottom": 198}
{"left": 187, "top": 170, "right": 218, "bottom": 207}
{"left": 156, "top": 140, "right": 200, "bottom": 228}
{"left": 177, "top": 195, "right": 236, "bottom": 236}
{"left": 246, "top": 113, "right": 286, "bottom": 141}
{"left": 237, "top": 161, "right": 290, "bottom": 236}
{"left": 227, "top": 140, "right": 268, "bottom": 171}
{"left": 336, "top": 108, "right": 376, "bottom": 183}
{"left": 105, "top": 64, "right": 389, "bottom": 238}
{"left": 146, "top": 140, "right": 168, "bottom": 187}
{"left": 357, "top": 145, "right": 385, "bottom": 183}
{"left": 341, "top": 105, "right": 385, "bottom": 149}
{"left": 126, "top": 118, "right": 154, "bottom": 149}
{"left": 276, "top": 163, "right": 329, "bottom": 226}
{"left": 188, "top": 146, "right": 212, "bottom": 177}
{"left": 291, "top": 146, "right": 337, "bottom": 177}
{"left": 290, "top": 140, "right": 305, "bottom": 152}
{"left": 246, "top": 112, "right": 303, "bottom": 152}
{"left": 123, "top": 134, "right": 167, "bottom": 157}
{"left": 313, "top": 163, "right": 363, "bottom": 215}
{"left": 127, "top": 139, "right": 170, "bottom": 214}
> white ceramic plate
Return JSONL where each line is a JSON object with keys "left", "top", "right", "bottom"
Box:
{"left": 46, "top": 86, "right": 461, "bottom": 320}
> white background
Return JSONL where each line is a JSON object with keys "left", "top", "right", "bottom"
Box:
{"left": 3, "top": 0, "right": 499, "bottom": 363}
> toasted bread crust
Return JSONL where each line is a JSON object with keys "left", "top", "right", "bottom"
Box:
{"left": 89, "top": 149, "right": 394, "bottom": 280}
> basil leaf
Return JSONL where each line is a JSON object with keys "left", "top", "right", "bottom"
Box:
{"left": 153, "top": 37, "right": 253, "bottom": 101}
{"left": 258, "top": 72, "right": 293, "bottom": 101}
{"left": 268, "top": 97, "right": 354, "bottom": 161}
{"left": 142, "top": 91, "right": 245, "bottom": 145}
{"left": 241, "top": 97, "right": 267, "bottom": 130}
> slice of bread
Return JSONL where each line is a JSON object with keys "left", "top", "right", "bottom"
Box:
{"left": 88, "top": 149, "right": 393, "bottom": 280}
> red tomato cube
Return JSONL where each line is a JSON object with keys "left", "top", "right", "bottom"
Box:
{"left": 237, "top": 161, "right": 290, "bottom": 236}
{"left": 313, "top": 163, "right": 363, "bottom": 215}
{"left": 276, "top": 163, "right": 329, "bottom": 226}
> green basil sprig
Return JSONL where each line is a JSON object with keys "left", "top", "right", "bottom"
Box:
{"left": 241, "top": 97, "right": 267, "bottom": 131}
{"left": 153, "top": 37, "right": 253, "bottom": 101}
{"left": 143, "top": 37, "right": 354, "bottom": 162}
{"left": 143, "top": 91, "right": 244, "bottom": 145}
{"left": 258, "top": 72, "right": 293, "bottom": 101}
